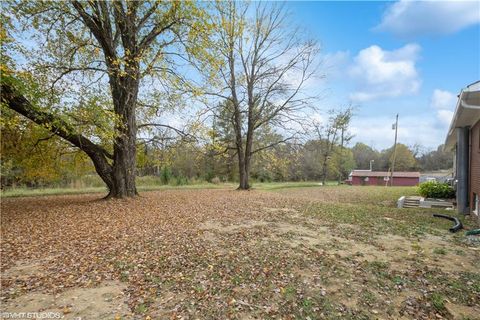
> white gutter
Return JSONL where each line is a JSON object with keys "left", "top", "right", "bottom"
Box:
{"left": 461, "top": 100, "right": 480, "bottom": 109}
{"left": 444, "top": 81, "right": 480, "bottom": 149}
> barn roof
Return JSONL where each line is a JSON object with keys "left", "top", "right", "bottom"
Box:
{"left": 351, "top": 170, "right": 420, "bottom": 178}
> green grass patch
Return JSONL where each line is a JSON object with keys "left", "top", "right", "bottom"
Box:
{"left": 252, "top": 181, "right": 337, "bottom": 190}
{"left": 1, "top": 181, "right": 334, "bottom": 198}
{"left": 433, "top": 247, "right": 447, "bottom": 255}
{"left": 0, "top": 182, "right": 237, "bottom": 198}
{"left": 0, "top": 186, "right": 109, "bottom": 198}
{"left": 134, "top": 303, "right": 148, "bottom": 314}
{"left": 430, "top": 293, "right": 446, "bottom": 312}
{"left": 289, "top": 185, "right": 480, "bottom": 248}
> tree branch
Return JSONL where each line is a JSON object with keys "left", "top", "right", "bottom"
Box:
{"left": 1, "top": 83, "right": 114, "bottom": 188}
{"left": 252, "top": 136, "right": 294, "bottom": 154}
{"left": 138, "top": 123, "right": 196, "bottom": 141}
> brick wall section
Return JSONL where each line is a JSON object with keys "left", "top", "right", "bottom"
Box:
{"left": 351, "top": 176, "right": 419, "bottom": 186}
{"left": 470, "top": 120, "right": 480, "bottom": 220}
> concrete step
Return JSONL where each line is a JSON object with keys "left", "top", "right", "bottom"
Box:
{"left": 403, "top": 196, "right": 421, "bottom": 208}
{"left": 397, "top": 196, "right": 423, "bottom": 209}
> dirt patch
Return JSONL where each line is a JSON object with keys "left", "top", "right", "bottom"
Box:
{"left": 1, "top": 281, "right": 130, "bottom": 319}
{"left": 2, "top": 260, "right": 43, "bottom": 280}
{"left": 378, "top": 234, "right": 479, "bottom": 273}
{"left": 200, "top": 219, "right": 390, "bottom": 263}
{"left": 199, "top": 218, "right": 479, "bottom": 275}
{"left": 2, "top": 256, "right": 58, "bottom": 280}
{"left": 199, "top": 219, "right": 271, "bottom": 233}
{"left": 199, "top": 219, "right": 333, "bottom": 248}
{"left": 331, "top": 239, "right": 390, "bottom": 262}
{"left": 445, "top": 302, "right": 480, "bottom": 320}
{"left": 148, "top": 291, "right": 189, "bottom": 319}
{"left": 263, "top": 207, "right": 300, "bottom": 214}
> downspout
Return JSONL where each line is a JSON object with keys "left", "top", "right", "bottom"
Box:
{"left": 456, "top": 126, "right": 470, "bottom": 214}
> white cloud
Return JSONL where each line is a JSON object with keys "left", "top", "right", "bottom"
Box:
{"left": 437, "top": 109, "right": 454, "bottom": 126}
{"left": 430, "top": 89, "right": 457, "bottom": 110}
{"left": 349, "top": 90, "right": 458, "bottom": 149}
{"left": 351, "top": 115, "right": 447, "bottom": 149}
{"left": 349, "top": 44, "right": 421, "bottom": 102}
{"left": 375, "top": 0, "right": 480, "bottom": 37}
{"left": 321, "top": 50, "right": 350, "bottom": 79}
{"left": 430, "top": 89, "right": 457, "bottom": 127}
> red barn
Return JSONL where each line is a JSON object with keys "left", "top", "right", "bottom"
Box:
{"left": 348, "top": 170, "right": 420, "bottom": 186}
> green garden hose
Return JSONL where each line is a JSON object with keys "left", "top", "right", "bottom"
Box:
{"left": 465, "top": 229, "right": 480, "bottom": 236}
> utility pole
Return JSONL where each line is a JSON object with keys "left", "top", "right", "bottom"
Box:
{"left": 390, "top": 114, "right": 399, "bottom": 187}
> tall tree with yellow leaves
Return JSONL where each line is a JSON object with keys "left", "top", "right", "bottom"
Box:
{"left": 1, "top": 1, "right": 210, "bottom": 197}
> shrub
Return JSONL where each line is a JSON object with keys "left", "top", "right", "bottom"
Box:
{"left": 252, "top": 171, "right": 272, "bottom": 183}
{"left": 204, "top": 171, "right": 215, "bottom": 183}
{"left": 160, "top": 166, "right": 172, "bottom": 185}
{"left": 171, "top": 175, "right": 189, "bottom": 186}
{"left": 418, "top": 181, "right": 455, "bottom": 199}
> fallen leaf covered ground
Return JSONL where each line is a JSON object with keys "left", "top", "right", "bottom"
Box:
{"left": 1, "top": 186, "right": 479, "bottom": 319}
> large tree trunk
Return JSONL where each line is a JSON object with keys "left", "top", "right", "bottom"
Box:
{"left": 237, "top": 148, "right": 249, "bottom": 190}
{"left": 108, "top": 131, "right": 137, "bottom": 198}
{"left": 242, "top": 155, "right": 251, "bottom": 190}
{"left": 236, "top": 129, "right": 253, "bottom": 190}
{"left": 232, "top": 95, "right": 250, "bottom": 190}
{"left": 237, "top": 150, "right": 253, "bottom": 190}
{"left": 107, "top": 74, "right": 139, "bottom": 198}
{"left": 238, "top": 129, "right": 253, "bottom": 190}
{"left": 321, "top": 153, "right": 328, "bottom": 185}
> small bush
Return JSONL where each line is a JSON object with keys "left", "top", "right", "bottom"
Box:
{"left": 418, "top": 181, "right": 455, "bottom": 199}
{"left": 204, "top": 171, "right": 215, "bottom": 183}
{"left": 160, "top": 166, "right": 172, "bottom": 185}
{"left": 171, "top": 175, "right": 189, "bottom": 186}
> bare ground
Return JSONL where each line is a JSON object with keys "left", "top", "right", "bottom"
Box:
{"left": 1, "top": 187, "right": 479, "bottom": 319}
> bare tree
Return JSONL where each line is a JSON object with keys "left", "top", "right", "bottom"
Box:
{"left": 313, "top": 108, "right": 354, "bottom": 185}
{"left": 336, "top": 107, "right": 354, "bottom": 182}
{"left": 313, "top": 112, "right": 338, "bottom": 185}
{"left": 198, "top": 2, "right": 320, "bottom": 189}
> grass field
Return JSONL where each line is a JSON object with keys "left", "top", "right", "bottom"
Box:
{"left": 0, "top": 181, "right": 327, "bottom": 198}
{"left": 1, "top": 185, "right": 479, "bottom": 319}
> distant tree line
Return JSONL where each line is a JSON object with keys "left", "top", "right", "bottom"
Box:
{"left": 351, "top": 143, "right": 453, "bottom": 173}
{"left": 0, "top": 1, "right": 454, "bottom": 193}
{"left": 1, "top": 104, "right": 453, "bottom": 188}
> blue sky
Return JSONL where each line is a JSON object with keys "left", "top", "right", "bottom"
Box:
{"left": 285, "top": 0, "right": 480, "bottom": 150}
